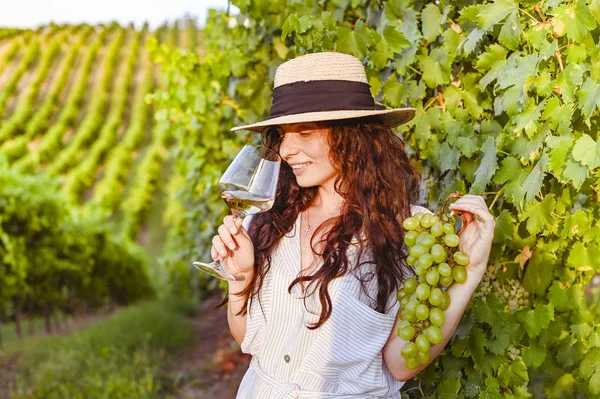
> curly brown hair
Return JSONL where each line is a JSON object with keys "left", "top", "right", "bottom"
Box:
{"left": 216, "top": 116, "right": 421, "bottom": 329}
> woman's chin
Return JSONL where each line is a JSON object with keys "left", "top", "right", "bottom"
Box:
{"left": 295, "top": 177, "right": 317, "bottom": 188}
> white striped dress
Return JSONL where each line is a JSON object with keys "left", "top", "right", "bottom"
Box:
{"left": 236, "top": 205, "right": 432, "bottom": 399}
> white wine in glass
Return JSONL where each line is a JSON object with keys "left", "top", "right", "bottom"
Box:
{"left": 193, "top": 144, "right": 281, "bottom": 281}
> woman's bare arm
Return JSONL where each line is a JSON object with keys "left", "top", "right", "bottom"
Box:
{"left": 227, "top": 276, "right": 254, "bottom": 346}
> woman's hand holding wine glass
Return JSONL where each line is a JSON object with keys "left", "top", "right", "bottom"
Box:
{"left": 193, "top": 144, "right": 280, "bottom": 281}
{"left": 210, "top": 215, "right": 256, "bottom": 281}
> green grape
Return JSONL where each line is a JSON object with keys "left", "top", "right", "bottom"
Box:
{"left": 430, "top": 222, "right": 444, "bottom": 237}
{"left": 404, "top": 299, "right": 419, "bottom": 316}
{"left": 404, "top": 312, "right": 416, "bottom": 322}
{"left": 404, "top": 230, "right": 418, "bottom": 246}
{"left": 414, "top": 212, "right": 425, "bottom": 221}
{"left": 429, "top": 288, "right": 443, "bottom": 306}
{"left": 396, "top": 290, "right": 406, "bottom": 302}
{"left": 406, "top": 254, "right": 416, "bottom": 266}
{"left": 397, "top": 290, "right": 406, "bottom": 301}
{"left": 417, "top": 253, "right": 434, "bottom": 269}
{"left": 415, "top": 266, "right": 427, "bottom": 277}
{"left": 440, "top": 292, "right": 451, "bottom": 311}
{"left": 416, "top": 284, "right": 431, "bottom": 301}
{"left": 415, "top": 231, "right": 430, "bottom": 245}
{"left": 401, "top": 341, "right": 418, "bottom": 359}
{"left": 400, "top": 296, "right": 410, "bottom": 307}
{"left": 403, "top": 277, "right": 418, "bottom": 294}
{"left": 429, "top": 307, "right": 445, "bottom": 327}
{"left": 426, "top": 325, "right": 443, "bottom": 345}
{"left": 420, "top": 234, "right": 437, "bottom": 248}
{"left": 405, "top": 357, "right": 419, "bottom": 370}
{"left": 440, "top": 274, "right": 454, "bottom": 287}
{"left": 447, "top": 214, "right": 456, "bottom": 224}
{"left": 453, "top": 266, "right": 468, "bottom": 283}
{"left": 443, "top": 233, "right": 460, "bottom": 247}
{"left": 453, "top": 251, "right": 470, "bottom": 266}
{"left": 420, "top": 213, "right": 434, "bottom": 228}
{"left": 398, "top": 325, "right": 416, "bottom": 340}
{"left": 438, "top": 262, "right": 452, "bottom": 277}
{"left": 417, "top": 350, "right": 430, "bottom": 365}
{"left": 415, "top": 334, "right": 430, "bottom": 352}
{"left": 442, "top": 223, "right": 455, "bottom": 235}
{"left": 409, "top": 244, "right": 427, "bottom": 257}
{"left": 430, "top": 244, "right": 446, "bottom": 263}
{"left": 397, "top": 320, "right": 411, "bottom": 330}
{"left": 402, "top": 217, "right": 420, "bottom": 231}
{"left": 425, "top": 268, "right": 440, "bottom": 286}
{"left": 415, "top": 304, "right": 429, "bottom": 320}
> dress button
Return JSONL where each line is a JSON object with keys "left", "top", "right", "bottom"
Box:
{"left": 284, "top": 354, "right": 291, "bottom": 363}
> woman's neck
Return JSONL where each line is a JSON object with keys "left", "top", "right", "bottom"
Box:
{"left": 311, "top": 181, "right": 344, "bottom": 216}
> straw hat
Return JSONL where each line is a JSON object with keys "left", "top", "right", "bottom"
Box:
{"left": 230, "top": 52, "right": 415, "bottom": 132}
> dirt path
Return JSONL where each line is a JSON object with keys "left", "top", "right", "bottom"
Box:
{"left": 173, "top": 295, "right": 251, "bottom": 399}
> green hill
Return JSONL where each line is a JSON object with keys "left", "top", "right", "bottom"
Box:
{"left": 0, "top": 21, "right": 200, "bottom": 243}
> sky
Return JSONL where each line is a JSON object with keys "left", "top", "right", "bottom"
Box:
{"left": 0, "top": 0, "right": 238, "bottom": 29}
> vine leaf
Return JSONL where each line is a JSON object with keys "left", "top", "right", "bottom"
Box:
{"left": 521, "top": 193, "right": 555, "bottom": 236}
{"left": 519, "top": 153, "right": 549, "bottom": 206}
{"left": 478, "top": 0, "right": 518, "bottom": 30}
{"left": 567, "top": 242, "right": 600, "bottom": 271}
{"left": 577, "top": 78, "right": 600, "bottom": 123}
{"left": 572, "top": 133, "right": 600, "bottom": 169}
{"left": 421, "top": 47, "right": 452, "bottom": 88}
{"left": 516, "top": 304, "right": 555, "bottom": 339}
{"left": 547, "top": 281, "right": 570, "bottom": 312}
{"left": 477, "top": 44, "right": 509, "bottom": 90}
{"left": 498, "top": 12, "right": 521, "bottom": 51}
{"left": 562, "top": 157, "right": 589, "bottom": 190}
{"left": 336, "top": 20, "right": 372, "bottom": 59}
{"left": 422, "top": 3, "right": 442, "bottom": 42}
{"left": 492, "top": 209, "right": 515, "bottom": 244}
{"left": 439, "top": 142, "right": 460, "bottom": 172}
{"left": 579, "top": 348, "right": 600, "bottom": 394}
{"left": 438, "top": 379, "right": 461, "bottom": 399}
{"left": 471, "top": 136, "right": 498, "bottom": 193}
{"left": 551, "top": 0, "right": 596, "bottom": 42}
{"left": 546, "top": 135, "right": 573, "bottom": 176}
{"left": 479, "top": 377, "right": 502, "bottom": 399}
{"left": 497, "top": 358, "right": 529, "bottom": 387}
{"left": 522, "top": 343, "right": 547, "bottom": 368}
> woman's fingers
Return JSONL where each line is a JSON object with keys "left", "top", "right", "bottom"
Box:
{"left": 218, "top": 224, "right": 237, "bottom": 250}
{"left": 449, "top": 198, "right": 495, "bottom": 226}
{"left": 212, "top": 235, "right": 229, "bottom": 258}
{"left": 223, "top": 215, "right": 238, "bottom": 235}
{"left": 225, "top": 215, "right": 250, "bottom": 242}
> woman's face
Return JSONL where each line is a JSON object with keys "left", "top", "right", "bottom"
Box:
{"left": 276, "top": 122, "right": 338, "bottom": 188}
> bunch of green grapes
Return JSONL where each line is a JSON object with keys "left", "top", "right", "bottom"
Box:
{"left": 479, "top": 264, "right": 530, "bottom": 313}
{"left": 396, "top": 210, "right": 470, "bottom": 370}
{"left": 507, "top": 345, "right": 522, "bottom": 362}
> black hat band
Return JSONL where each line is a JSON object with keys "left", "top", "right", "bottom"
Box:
{"left": 269, "top": 80, "right": 386, "bottom": 119}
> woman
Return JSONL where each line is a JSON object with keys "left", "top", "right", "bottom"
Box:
{"left": 212, "top": 52, "right": 495, "bottom": 398}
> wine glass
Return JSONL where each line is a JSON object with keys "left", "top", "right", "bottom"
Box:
{"left": 193, "top": 144, "right": 281, "bottom": 281}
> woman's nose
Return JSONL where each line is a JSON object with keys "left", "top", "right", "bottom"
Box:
{"left": 279, "top": 133, "right": 299, "bottom": 160}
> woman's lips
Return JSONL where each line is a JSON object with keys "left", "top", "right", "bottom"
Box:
{"left": 291, "top": 162, "right": 311, "bottom": 175}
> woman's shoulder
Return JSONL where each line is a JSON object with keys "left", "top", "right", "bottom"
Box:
{"left": 410, "top": 204, "right": 434, "bottom": 216}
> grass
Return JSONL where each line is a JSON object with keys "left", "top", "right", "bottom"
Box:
{"left": 6, "top": 297, "right": 198, "bottom": 399}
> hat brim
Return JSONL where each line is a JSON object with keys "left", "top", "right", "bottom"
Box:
{"left": 230, "top": 108, "right": 416, "bottom": 132}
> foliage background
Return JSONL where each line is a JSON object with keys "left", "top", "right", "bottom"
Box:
{"left": 149, "top": 0, "right": 600, "bottom": 397}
